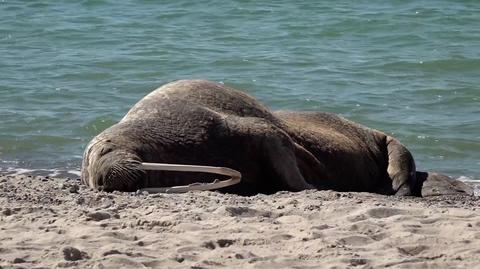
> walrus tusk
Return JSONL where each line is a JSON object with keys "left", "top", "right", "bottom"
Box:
{"left": 137, "top": 162, "right": 242, "bottom": 193}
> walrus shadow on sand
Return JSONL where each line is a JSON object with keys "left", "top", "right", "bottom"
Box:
{"left": 81, "top": 80, "right": 473, "bottom": 197}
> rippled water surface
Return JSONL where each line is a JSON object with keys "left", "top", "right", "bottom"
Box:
{"left": 1, "top": 1, "right": 479, "bottom": 179}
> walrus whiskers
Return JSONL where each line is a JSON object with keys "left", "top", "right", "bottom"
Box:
{"left": 137, "top": 163, "right": 241, "bottom": 193}
{"left": 104, "top": 162, "right": 144, "bottom": 189}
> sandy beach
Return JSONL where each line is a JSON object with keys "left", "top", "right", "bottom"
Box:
{"left": 1, "top": 173, "right": 479, "bottom": 269}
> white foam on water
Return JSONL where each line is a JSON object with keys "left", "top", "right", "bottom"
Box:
{"left": 457, "top": 176, "right": 480, "bottom": 196}
{"left": 457, "top": 176, "right": 476, "bottom": 182}
{"left": 2, "top": 168, "right": 35, "bottom": 176}
{"left": 0, "top": 167, "right": 81, "bottom": 179}
{"left": 67, "top": 170, "right": 81, "bottom": 177}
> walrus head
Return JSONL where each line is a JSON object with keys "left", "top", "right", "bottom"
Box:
{"left": 81, "top": 135, "right": 146, "bottom": 192}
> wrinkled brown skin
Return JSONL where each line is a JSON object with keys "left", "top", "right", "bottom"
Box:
{"left": 81, "top": 80, "right": 473, "bottom": 196}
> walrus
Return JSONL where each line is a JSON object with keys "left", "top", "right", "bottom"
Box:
{"left": 81, "top": 79, "right": 473, "bottom": 196}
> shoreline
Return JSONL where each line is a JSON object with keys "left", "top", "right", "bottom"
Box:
{"left": 1, "top": 174, "right": 480, "bottom": 268}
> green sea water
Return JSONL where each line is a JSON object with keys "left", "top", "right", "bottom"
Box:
{"left": 1, "top": 1, "right": 479, "bottom": 180}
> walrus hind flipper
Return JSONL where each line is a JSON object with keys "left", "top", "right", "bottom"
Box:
{"left": 417, "top": 171, "right": 474, "bottom": 197}
{"left": 386, "top": 136, "right": 419, "bottom": 196}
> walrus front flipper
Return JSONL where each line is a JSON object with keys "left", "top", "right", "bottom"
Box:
{"left": 417, "top": 171, "right": 474, "bottom": 197}
{"left": 386, "top": 136, "right": 418, "bottom": 196}
{"left": 260, "top": 130, "right": 316, "bottom": 192}
{"left": 293, "top": 142, "right": 334, "bottom": 190}
{"left": 225, "top": 117, "right": 315, "bottom": 192}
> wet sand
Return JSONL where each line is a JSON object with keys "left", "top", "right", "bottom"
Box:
{"left": 1, "top": 174, "right": 479, "bottom": 269}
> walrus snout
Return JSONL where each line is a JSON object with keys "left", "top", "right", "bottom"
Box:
{"left": 88, "top": 150, "right": 146, "bottom": 192}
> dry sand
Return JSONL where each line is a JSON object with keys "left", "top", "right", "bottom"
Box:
{"left": 1, "top": 173, "right": 479, "bottom": 269}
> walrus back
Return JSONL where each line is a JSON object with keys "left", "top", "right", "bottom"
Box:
{"left": 122, "top": 80, "right": 282, "bottom": 126}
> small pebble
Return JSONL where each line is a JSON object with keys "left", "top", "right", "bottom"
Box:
{"left": 69, "top": 184, "right": 79, "bottom": 193}
{"left": 102, "top": 249, "right": 121, "bottom": 256}
{"left": 76, "top": 197, "right": 85, "bottom": 205}
{"left": 86, "top": 211, "right": 111, "bottom": 221}
{"left": 174, "top": 255, "right": 185, "bottom": 263}
{"left": 202, "top": 241, "right": 216, "bottom": 250}
{"left": 12, "top": 257, "right": 26, "bottom": 263}
{"left": 62, "top": 246, "right": 83, "bottom": 261}
{"left": 2, "top": 208, "right": 12, "bottom": 216}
